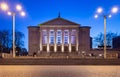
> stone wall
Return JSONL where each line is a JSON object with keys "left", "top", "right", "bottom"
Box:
{"left": 88, "top": 49, "right": 120, "bottom": 58}
{"left": 79, "top": 26, "right": 91, "bottom": 52}
{"left": 1, "top": 53, "right": 12, "bottom": 58}
{"left": 28, "top": 26, "right": 40, "bottom": 56}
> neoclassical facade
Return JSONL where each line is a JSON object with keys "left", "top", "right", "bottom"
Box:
{"left": 28, "top": 16, "right": 91, "bottom": 56}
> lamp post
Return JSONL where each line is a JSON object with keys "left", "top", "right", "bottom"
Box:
{"left": 94, "top": 7, "right": 118, "bottom": 59}
{"left": 0, "top": 2, "right": 25, "bottom": 58}
{"left": 103, "top": 15, "right": 107, "bottom": 59}
{"left": 12, "top": 12, "right": 16, "bottom": 58}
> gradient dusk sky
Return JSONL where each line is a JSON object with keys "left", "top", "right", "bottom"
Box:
{"left": 0, "top": 0, "right": 120, "bottom": 49}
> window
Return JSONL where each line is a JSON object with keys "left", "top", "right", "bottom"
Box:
{"left": 57, "top": 36, "right": 61, "bottom": 44}
{"left": 42, "top": 35, "right": 47, "bottom": 44}
{"left": 64, "top": 36, "right": 68, "bottom": 44}
{"left": 71, "top": 36, "right": 76, "bottom": 44}
{"left": 50, "top": 36, "right": 54, "bottom": 44}
{"left": 57, "top": 31, "right": 61, "bottom": 35}
{"left": 57, "top": 30, "right": 62, "bottom": 44}
{"left": 71, "top": 30, "right": 76, "bottom": 35}
{"left": 42, "top": 30, "right": 47, "bottom": 35}
{"left": 50, "top": 31, "right": 54, "bottom": 35}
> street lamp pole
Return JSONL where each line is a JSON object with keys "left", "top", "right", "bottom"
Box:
{"left": 95, "top": 7, "right": 118, "bottom": 59}
{"left": 104, "top": 15, "right": 107, "bottom": 59}
{"left": 0, "top": 3, "right": 26, "bottom": 58}
{"left": 12, "top": 12, "right": 16, "bottom": 58}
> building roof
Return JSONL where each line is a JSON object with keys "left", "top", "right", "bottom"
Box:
{"left": 40, "top": 17, "right": 80, "bottom": 25}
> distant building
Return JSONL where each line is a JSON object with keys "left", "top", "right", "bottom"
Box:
{"left": 28, "top": 15, "right": 91, "bottom": 56}
{"left": 90, "top": 37, "right": 92, "bottom": 49}
{"left": 113, "top": 36, "right": 120, "bottom": 50}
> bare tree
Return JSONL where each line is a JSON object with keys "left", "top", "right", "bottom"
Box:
{"left": 0, "top": 31, "right": 3, "bottom": 52}
{"left": 94, "top": 32, "right": 104, "bottom": 46}
{"left": 94, "top": 32, "right": 118, "bottom": 48}
{"left": 15, "top": 31, "right": 25, "bottom": 55}
{"left": 2, "top": 30, "right": 11, "bottom": 48}
{"left": 0, "top": 30, "right": 11, "bottom": 53}
{"left": 0, "top": 30, "right": 25, "bottom": 54}
{"left": 15, "top": 31, "right": 25, "bottom": 48}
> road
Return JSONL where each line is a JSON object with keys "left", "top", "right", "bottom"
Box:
{"left": 0, "top": 65, "right": 120, "bottom": 77}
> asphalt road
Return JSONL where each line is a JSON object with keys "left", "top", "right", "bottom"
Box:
{"left": 0, "top": 65, "right": 120, "bottom": 77}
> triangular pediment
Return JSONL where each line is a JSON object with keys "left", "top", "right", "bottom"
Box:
{"left": 40, "top": 17, "right": 79, "bottom": 25}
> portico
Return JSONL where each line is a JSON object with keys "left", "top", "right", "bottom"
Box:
{"left": 40, "top": 27, "right": 79, "bottom": 53}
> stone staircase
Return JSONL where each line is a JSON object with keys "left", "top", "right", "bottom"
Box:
{"left": 1, "top": 58, "right": 120, "bottom": 65}
{"left": 36, "top": 51, "right": 83, "bottom": 58}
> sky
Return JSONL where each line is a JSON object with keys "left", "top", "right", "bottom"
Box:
{"left": 0, "top": 0, "right": 120, "bottom": 49}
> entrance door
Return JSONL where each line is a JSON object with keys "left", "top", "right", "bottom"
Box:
{"left": 43, "top": 46, "right": 47, "bottom": 52}
{"left": 57, "top": 46, "right": 61, "bottom": 52}
{"left": 72, "top": 46, "right": 76, "bottom": 52}
{"left": 64, "top": 46, "right": 68, "bottom": 53}
{"left": 50, "top": 46, "right": 54, "bottom": 52}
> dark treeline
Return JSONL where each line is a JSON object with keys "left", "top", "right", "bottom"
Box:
{"left": 0, "top": 30, "right": 28, "bottom": 56}
{"left": 94, "top": 32, "right": 119, "bottom": 48}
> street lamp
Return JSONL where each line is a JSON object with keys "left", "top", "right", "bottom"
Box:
{"left": 94, "top": 6, "right": 118, "bottom": 59}
{"left": 0, "top": 3, "right": 25, "bottom": 58}
{"left": 0, "top": 2, "right": 9, "bottom": 11}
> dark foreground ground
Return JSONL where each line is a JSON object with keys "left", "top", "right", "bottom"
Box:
{"left": 0, "top": 58, "right": 120, "bottom": 65}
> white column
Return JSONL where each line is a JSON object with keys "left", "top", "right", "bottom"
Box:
{"left": 54, "top": 30, "right": 57, "bottom": 52}
{"left": 62, "top": 30, "right": 64, "bottom": 52}
{"left": 69, "top": 30, "right": 71, "bottom": 52}
{"left": 40, "top": 30, "right": 42, "bottom": 51}
{"left": 47, "top": 30, "right": 49, "bottom": 53}
{"left": 76, "top": 30, "right": 79, "bottom": 51}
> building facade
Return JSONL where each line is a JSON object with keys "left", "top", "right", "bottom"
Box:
{"left": 28, "top": 16, "right": 91, "bottom": 56}
{"left": 113, "top": 36, "right": 120, "bottom": 50}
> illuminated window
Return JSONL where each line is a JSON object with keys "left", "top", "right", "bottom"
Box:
{"left": 50, "top": 30, "right": 54, "bottom": 35}
{"left": 42, "top": 30, "right": 47, "bottom": 35}
{"left": 42, "top": 35, "right": 47, "bottom": 44}
{"left": 57, "top": 30, "right": 62, "bottom": 44}
{"left": 64, "top": 36, "right": 68, "bottom": 44}
{"left": 49, "top": 30, "right": 54, "bottom": 44}
{"left": 71, "top": 29, "right": 76, "bottom": 35}
{"left": 57, "top": 36, "right": 61, "bottom": 44}
{"left": 50, "top": 36, "right": 54, "bottom": 44}
{"left": 71, "top": 35, "right": 76, "bottom": 44}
